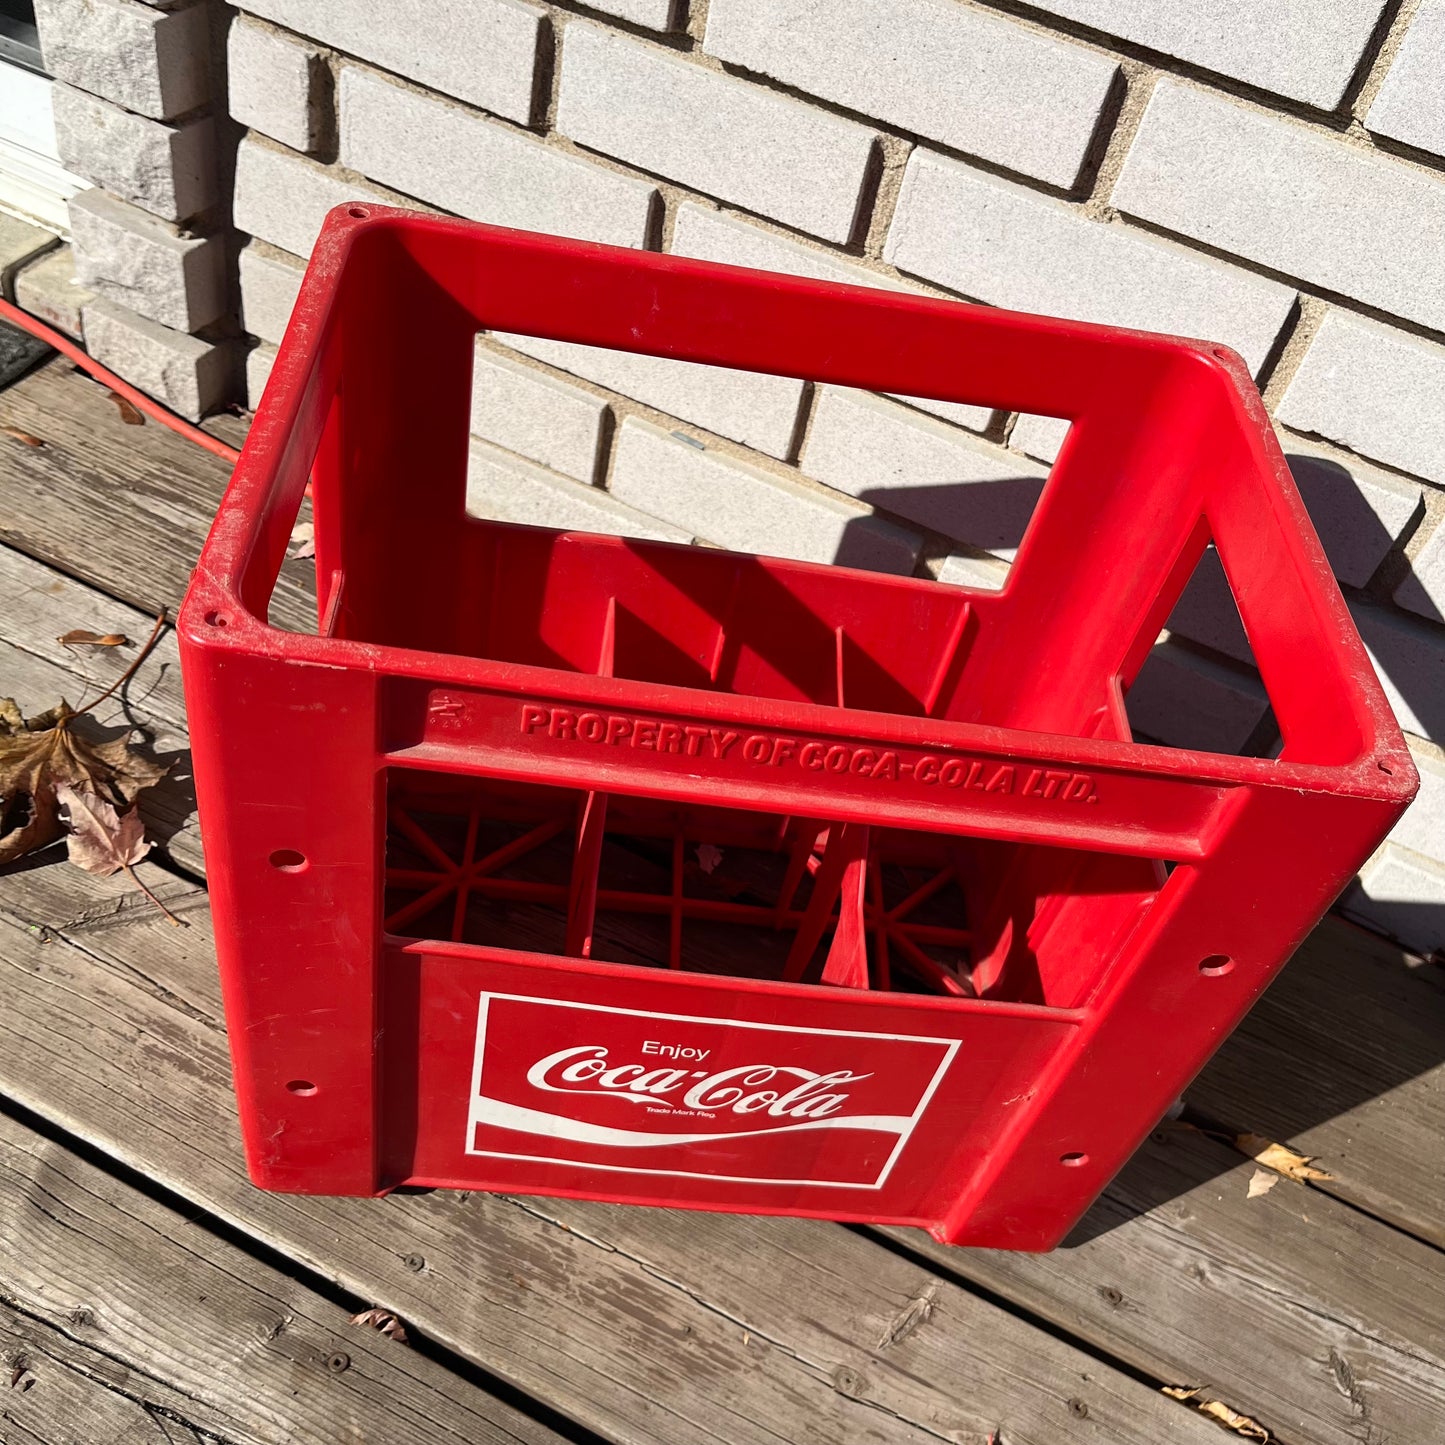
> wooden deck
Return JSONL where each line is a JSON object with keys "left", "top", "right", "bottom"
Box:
{"left": 0, "top": 355, "right": 1442, "bottom": 1445}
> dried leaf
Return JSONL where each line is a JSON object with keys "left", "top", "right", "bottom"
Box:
{"left": 1236, "top": 1131, "right": 1333, "bottom": 1183}
{"left": 877, "top": 1284, "right": 936, "bottom": 1347}
{"left": 57, "top": 630, "right": 129, "bottom": 648}
{"left": 55, "top": 783, "right": 149, "bottom": 876}
{"left": 1, "top": 424, "right": 44, "bottom": 448}
{"left": 289, "top": 521, "right": 316, "bottom": 560}
{"left": 0, "top": 698, "right": 167, "bottom": 866}
{"left": 696, "top": 842, "right": 723, "bottom": 875}
{"left": 1163, "top": 1386, "right": 1270, "bottom": 1440}
{"left": 350, "top": 1307, "right": 408, "bottom": 1342}
{"left": 1246, "top": 1167, "right": 1279, "bottom": 1199}
{"left": 108, "top": 391, "right": 145, "bottom": 425}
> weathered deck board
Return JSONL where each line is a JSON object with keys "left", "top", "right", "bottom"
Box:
{"left": 0, "top": 1112, "right": 557, "bottom": 1445}
{"left": 885, "top": 1119, "right": 1445, "bottom": 1445}
{"left": 0, "top": 359, "right": 312, "bottom": 632}
{"left": 0, "top": 861, "right": 1232, "bottom": 1445}
{"left": 2, "top": 1307, "right": 216, "bottom": 1444}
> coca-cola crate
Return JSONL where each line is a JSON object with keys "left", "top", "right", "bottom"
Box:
{"left": 179, "top": 207, "right": 1415, "bottom": 1250}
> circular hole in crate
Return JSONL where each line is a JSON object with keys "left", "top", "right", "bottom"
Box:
{"left": 204, "top": 610, "right": 229, "bottom": 627}
{"left": 268, "top": 848, "right": 308, "bottom": 872}
{"left": 347, "top": 205, "right": 369, "bottom": 219}
{"left": 1198, "top": 954, "right": 1234, "bottom": 977}
{"left": 1060, "top": 1151, "right": 1088, "bottom": 1167}
{"left": 286, "top": 1079, "right": 318, "bottom": 1096}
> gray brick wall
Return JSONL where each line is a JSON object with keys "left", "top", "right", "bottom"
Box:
{"left": 34, "top": 0, "right": 238, "bottom": 419}
{"left": 218, "top": 1, "right": 1445, "bottom": 953}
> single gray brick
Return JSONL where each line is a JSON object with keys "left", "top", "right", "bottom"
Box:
{"left": 672, "top": 200, "right": 904, "bottom": 290}
{"left": 467, "top": 437, "right": 689, "bottom": 541}
{"left": 1020, "top": 0, "right": 1385, "bottom": 110}
{"left": 14, "top": 246, "right": 94, "bottom": 339}
{"left": 1278, "top": 429, "right": 1424, "bottom": 588}
{"left": 233, "top": 135, "right": 395, "bottom": 257}
{"left": 339, "top": 65, "right": 655, "bottom": 249}
{"left": 238, "top": 239, "right": 304, "bottom": 344}
{"left": 1124, "top": 639, "right": 1269, "bottom": 754}
{"left": 671, "top": 203, "right": 988, "bottom": 425}
{"left": 888, "top": 395, "right": 994, "bottom": 433}
{"left": 585, "top": 0, "right": 677, "bottom": 26}
{"left": 471, "top": 344, "right": 608, "bottom": 483}
{"left": 68, "top": 186, "right": 225, "bottom": 332}
{"left": 1367, "top": 0, "right": 1445, "bottom": 159}
{"left": 1394, "top": 520, "right": 1445, "bottom": 622}
{"left": 1278, "top": 309, "right": 1445, "bottom": 486}
{"left": 891, "top": 157, "right": 1296, "bottom": 373}
{"left": 237, "top": 0, "right": 543, "bottom": 123}
{"left": 1388, "top": 739, "right": 1445, "bottom": 862}
{"left": 1010, "top": 414, "right": 1071, "bottom": 464}
{"left": 1114, "top": 80, "right": 1445, "bottom": 334}
{"left": 82, "top": 297, "right": 232, "bottom": 419}
{"left": 229, "top": 15, "right": 328, "bottom": 154}
{"left": 557, "top": 22, "right": 876, "bottom": 243}
{"left": 800, "top": 387, "right": 1045, "bottom": 557}
{"left": 887, "top": 151, "right": 1296, "bottom": 373}
{"left": 245, "top": 340, "right": 277, "bottom": 409}
{"left": 705, "top": 0, "right": 1118, "bottom": 190}
{"left": 1351, "top": 598, "right": 1445, "bottom": 739}
{"left": 1343, "top": 844, "right": 1445, "bottom": 953}
{"left": 936, "top": 552, "right": 1007, "bottom": 590}
{"left": 611, "top": 417, "right": 920, "bottom": 573}
{"left": 52, "top": 83, "right": 217, "bottom": 221}
{"left": 35, "top": 0, "right": 210, "bottom": 120}
{"left": 495, "top": 333, "right": 804, "bottom": 459}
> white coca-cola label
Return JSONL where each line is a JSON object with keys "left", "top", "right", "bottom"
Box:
{"left": 465, "top": 994, "right": 958, "bottom": 1189}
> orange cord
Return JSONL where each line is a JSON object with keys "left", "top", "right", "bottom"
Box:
{"left": 0, "top": 294, "right": 241, "bottom": 466}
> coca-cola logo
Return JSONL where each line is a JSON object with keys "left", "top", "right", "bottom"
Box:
{"left": 465, "top": 992, "right": 960, "bottom": 1190}
{"left": 526, "top": 1043, "right": 873, "bottom": 1121}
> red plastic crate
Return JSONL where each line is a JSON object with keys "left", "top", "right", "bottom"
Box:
{"left": 179, "top": 206, "right": 1416, "bottom": 1250}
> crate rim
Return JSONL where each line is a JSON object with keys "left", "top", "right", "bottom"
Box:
{"left": 183, "top": 203, "right": 1418, "bottom": 812}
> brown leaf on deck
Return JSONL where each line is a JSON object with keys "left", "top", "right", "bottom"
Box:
{"left": 1235, "top": 1132, "right": 1333, "bottom": 1183}
{"left": 1163, "top": 1386, "right": 1270, "bottom": 1440}
{"left": 0, "top": 699, "right": 166, "bottom": 865}
{"left": 351, "top": 1307, "right": 409, "bottom": 1343}
{"left": 1, "top": 424, "right": 44, "bottom": 447}
{"left": 55, "top": 783, "right": 150, "bottom": 876}
{"left": 108, "top": 391, "right": 145, "bottom": 425}
{"left": 57, "top": 630, "right": 129, "bottom": 648}
{"left": 877, "top": 1283, "right": 936, "bottom": 1347}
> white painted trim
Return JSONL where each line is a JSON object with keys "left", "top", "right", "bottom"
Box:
{"left": 0, "top": 60, "right": 87, "bottom": 232}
